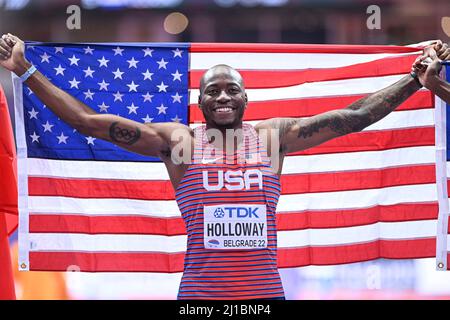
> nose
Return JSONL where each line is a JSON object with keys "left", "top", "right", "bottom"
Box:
{"left": 216, "top": 90, "right": 231, "bottom": 103}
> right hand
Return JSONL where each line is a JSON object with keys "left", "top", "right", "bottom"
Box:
{"left": 0, "top": 33, "right": 27, "bottom": 74}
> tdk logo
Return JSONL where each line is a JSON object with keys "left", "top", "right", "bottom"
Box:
{"left": 213, "top": 206, "right": 259, "bottom": 218}
{"left": 202, "top": 169, "right": 263, "bottom": 191}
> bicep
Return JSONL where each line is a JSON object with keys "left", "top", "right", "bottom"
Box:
{"left": 85, "top": 114, "right": 170, "bottom": 157}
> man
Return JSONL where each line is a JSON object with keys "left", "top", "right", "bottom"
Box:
{"left": 0, "top": 33, "right": 448, "bottom": 300}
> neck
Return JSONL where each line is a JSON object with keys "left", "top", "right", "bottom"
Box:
{"left": 205, "top": 122, "right": 244, "bottom": 152}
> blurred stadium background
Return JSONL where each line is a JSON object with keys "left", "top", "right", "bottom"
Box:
{"left": 1, "top": 0, "right": 450, "bottom": 299}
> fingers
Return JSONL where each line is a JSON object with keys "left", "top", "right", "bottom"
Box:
{"left": 0, "top": 36, "right": 13, "bottom": 60}
{"left": 436, "top": 42, "right": 450, "bottom": 60}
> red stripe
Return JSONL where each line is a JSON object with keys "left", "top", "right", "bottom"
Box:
{"left": 189, "top": 90, "right": 433, "bottom": 122}
{"left": 29, "top": 203, "right": 437, "bottom": 234}
{"left": 291, "top": 127, "right": 434, "bottom": 156}
{"left": 28, "top": 162, "right": 435, "bottom": 200}
{"left": 190, "top": 55, "right": 417, "bottom": 89}
{"left": 190, "top": 43, "right": 422, "bottom": 54}
{"left": 28, "top": 238, "right": 435, "bottom": 272}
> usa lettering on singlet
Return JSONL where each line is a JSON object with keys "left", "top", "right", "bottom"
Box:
{"left": 174, "top": 123, "right": 285, "bottom": 300}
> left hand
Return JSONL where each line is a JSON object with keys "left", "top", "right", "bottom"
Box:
{"left": 412, "top": 40, "right": 449, "bottom": 86}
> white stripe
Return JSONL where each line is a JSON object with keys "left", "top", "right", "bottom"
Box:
{"left": 28, "top": 220, "right": 434, "bottom": 253}
{"left": 190, "top": 52, "right": 417, "bottom": 70}
{"left": 28, "top": 146, "right": 435, "bottom": 180}
{"left": 189, "top": 74, "right": 416, "bottom": 104}
{"left": 278, "top": 220, "right": 436, "bottom": 248}
{"left": 29, "top": 183, "right": 436, "bottom": 216}
{"left": 190, "top": 109, "right": 435, "bottom": 131}
{"left": 29, "top": 233, "right": 187, "bottom": 253}
{"left": 282, "top": 146, "right": 435, "bottom": 174}
{"left": 277, "top": 183, "right": 437, "bottom": 212}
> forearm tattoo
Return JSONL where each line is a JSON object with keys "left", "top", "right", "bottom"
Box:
{"left": 109, "top": 121, "right": 141, "bottom": 145}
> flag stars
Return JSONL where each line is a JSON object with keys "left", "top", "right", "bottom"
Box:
{"left": 98, "top": 102, "right": 110, "bottom": 112}
{"left": 98, "top": 56, "right": 110, "bottom": 67}
{"left": 157, "top": 81, "right": 168, "bottom": 92}
{"left": 86, "top": 136, "right": 96, "bottom": 145}
{"left": 28, "top": 108, "right": 39, "bottom": 119}
{"left": 40, "top": 52, "right": 51, "bottom": 63}
{"left": 54, "top": 47, "right": 64, "bottom": 54}
{"left": 84, "top": 89, "right": 95, "bottom": 100}
{"left": 172, "top": 92, "right": 182, "bottom": 103}
{"left": 171, "top": 70, "right": 183, "bottom": 81}
{"left": 56, "top": 132, "right": 69, "bottom": 144}
{"left": 69, "top": 77, "right": 81, "bottom": 89}
{"left": 127, "top": 81, "right": 139, "bottom": 92}
{"left": 68, "top": 55, "right": 80, "bottom": 66}
{"left": 157, "top": 58, "right": 168, "bottom": 69}
{"left": 113, "top": 47, "right": 124, "bottom": 56}
{"left": 142, "top": 114, "right": 154, "bottom": 123}
{"left": 142, "top": 69, "right": 153, "bottom": 80}
{"left": 83, "top": 66, "right": 95, "bottom": 78}
{"left": 127, "top": 103, "right": 139, "bottom": 114}
{"left": 54, "top": 64, "right": 66, "bottom": 76}
{"left": 113, "top": 91, "right": 124, "bottom": 102}
{"left": 42, "top": 121, "right": 54, "bottom": 132}
{"left": 127, "top": 57, "right": 139, "bottom": 68}
{"left": 172, "top": 48, "right": 183, "bottom": 58}
{"left": 156, "top": 103, "right": 167, "bottom": 115}
{"left": 84, "top": 46, "right": 94, "bottom": 54}
{"left": 30, "top": 132, "right": 40, "bottom": 143}
{"left": 112, "top": 68, "right": 124, "bottom": 79}
{"left": 98, "top": 79, "right": 110, "bottom": 91}
{"left": 142, "top": 92, "right": 154, "bottom": 102}
{"left": 171, "top": 115, "right": 182, "bottom": 123}
{"left": 143, "top": 48, "right": 154, "bottom": 57}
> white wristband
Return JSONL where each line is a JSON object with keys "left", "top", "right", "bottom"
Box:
{"left": 19, "top": 65, "right": 37, "bottom": 82}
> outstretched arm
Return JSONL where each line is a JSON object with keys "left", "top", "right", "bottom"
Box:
{"left": 0, "top": 34, "right": 190, "bottom": 158}
{"left": 260, "top": 42, "right": 448, "bottom": 154}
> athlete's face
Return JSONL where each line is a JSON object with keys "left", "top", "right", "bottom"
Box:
{"left": 198, "top": 66, "right": 248, "bottom": 129}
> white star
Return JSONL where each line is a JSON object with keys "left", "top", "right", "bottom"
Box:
{"left": 127, "top": 81, "right": 139, "bottom": 92}
{"left": 112, "top": 68, "right": 124, "bottom": 79}
{"left": 142, "top": 48, "right": 154, "bottom": 57}
{"left": 98, "top": 102, "right": 110, "bottom": 112}
{"left": 54, "top": 64, "right": 66, "bottom": 76}
{"left": 142, "top": 92, "right": 154, "bottom": 102}
{"left": 40, "top": 52, "right": 51, "bottom": 63}
{"left": 156, "top": 103, "right": 167, "bottom": 115}
{"left": 171, "top": 92, "right": 182, "bottom": 103}
{"left": 113, "top": 91, "right": 124, "bottom": 102}
{"left": 28, "top": 108, "right": 39, "bottom": 119}
{"left": 84, "top": 46, "right": 94, "bottom": 54}
{"left": 84, "top": 89, "right": 95, "bottom": 100}
{"left": 171, "top": 70, "right": 183, "bottom": 81}
{"left": 172, "top": 48, "right": 183, "bottom": 58}
{"left": 171, "top": 115, "right": 182, "bottom": 123}
{"left": 113, "top": 47, "right": 124, "bottom": 56}
{"left": 142, "top": 114, "right": 154, "bottom": 123}
{"left": 27, "top": 88, "right": 33, "bottom": 96}
{"left": 56, "top": 132, "right": 68, "bottom": 144}
{"left": 42, "top": 121, "right": 54, "bottom": 132}
{"left": 86, "top": 136, "right": 96, "bottom": 145}
{"left": 98, "top": 56, "right": 109, "bottom": 67}
{"left": 68, "top": 55, "right": 80, "bottom": 66}
{"left": 54, "top": 47, "right": 64, "bottom": 54}
{"left": 69, "top": 77, "right": 81, "bottom": 89}
{"left": 157, "top": 81, "right": 168, "bottom": 92}
{"left": 30, "top": 132, "right": 40, "bottom": 143}
{"left": 157, "top": 58, "right": 168, "bottom": 69}
{"left": 98, "top": 79, "right": 110, "bottom": 91}
{"left": 127, "top": 57, "right": 139, "bottom": 68}
{"left": 83, "top": 66, "right": 95, "bottom": 78}
{"left": 142, "top": 69, "right": 153, "bottom": 80}
{"left": 127, "top": 103, "right": 139, "bottom": 114}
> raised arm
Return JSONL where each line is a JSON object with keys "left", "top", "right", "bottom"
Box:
{"left": 0, "top": 34, "right": 191, "bottom": 158}
{"left": 261, "top": 42, "right": 448, "bottom": 155}
{"left": 413, "top": 56, "right": 450, "bottom": 104}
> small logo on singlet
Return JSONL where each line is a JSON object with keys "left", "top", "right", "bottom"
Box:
{"left": 213, "top": 208, "right": 225, "bottom": 218}
{"left": 207, "top": 239, "right": 220, "bottom": 248}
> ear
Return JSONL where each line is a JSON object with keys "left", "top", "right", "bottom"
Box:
{"left": 244, "top": 93, "right": 248, "bottom": 108}
{"left": 198, "top": 95, "right": 202, "bottom": 109}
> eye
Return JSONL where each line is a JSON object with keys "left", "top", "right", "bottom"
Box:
{"left": 229, "top": 87, "right": 240, "bottom": 94}
{"left": 206, "top": 89, "right": 218, "bottom": 95}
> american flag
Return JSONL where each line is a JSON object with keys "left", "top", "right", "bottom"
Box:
{"left": 13, "top": 42, "right": 444, "bottom": 295}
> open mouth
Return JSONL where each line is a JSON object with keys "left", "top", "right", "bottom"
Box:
{"left": 213, "top": 107, "right": 235, "bottom": 113}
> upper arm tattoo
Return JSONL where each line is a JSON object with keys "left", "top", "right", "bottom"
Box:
{"left": 109, "top": 121, "right": 141, "bottom": 145}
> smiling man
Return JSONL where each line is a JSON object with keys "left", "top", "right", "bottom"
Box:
{"left": 1, "top": 33, "right": 449, "bottom": 300}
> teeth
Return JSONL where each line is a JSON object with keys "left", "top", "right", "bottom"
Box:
{"left": 215, "top": 107, "right": 232, "bottom": 112}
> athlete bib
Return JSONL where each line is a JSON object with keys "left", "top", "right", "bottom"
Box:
{"left": 203, "top": 204, "right": 268, "bottom": 250}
